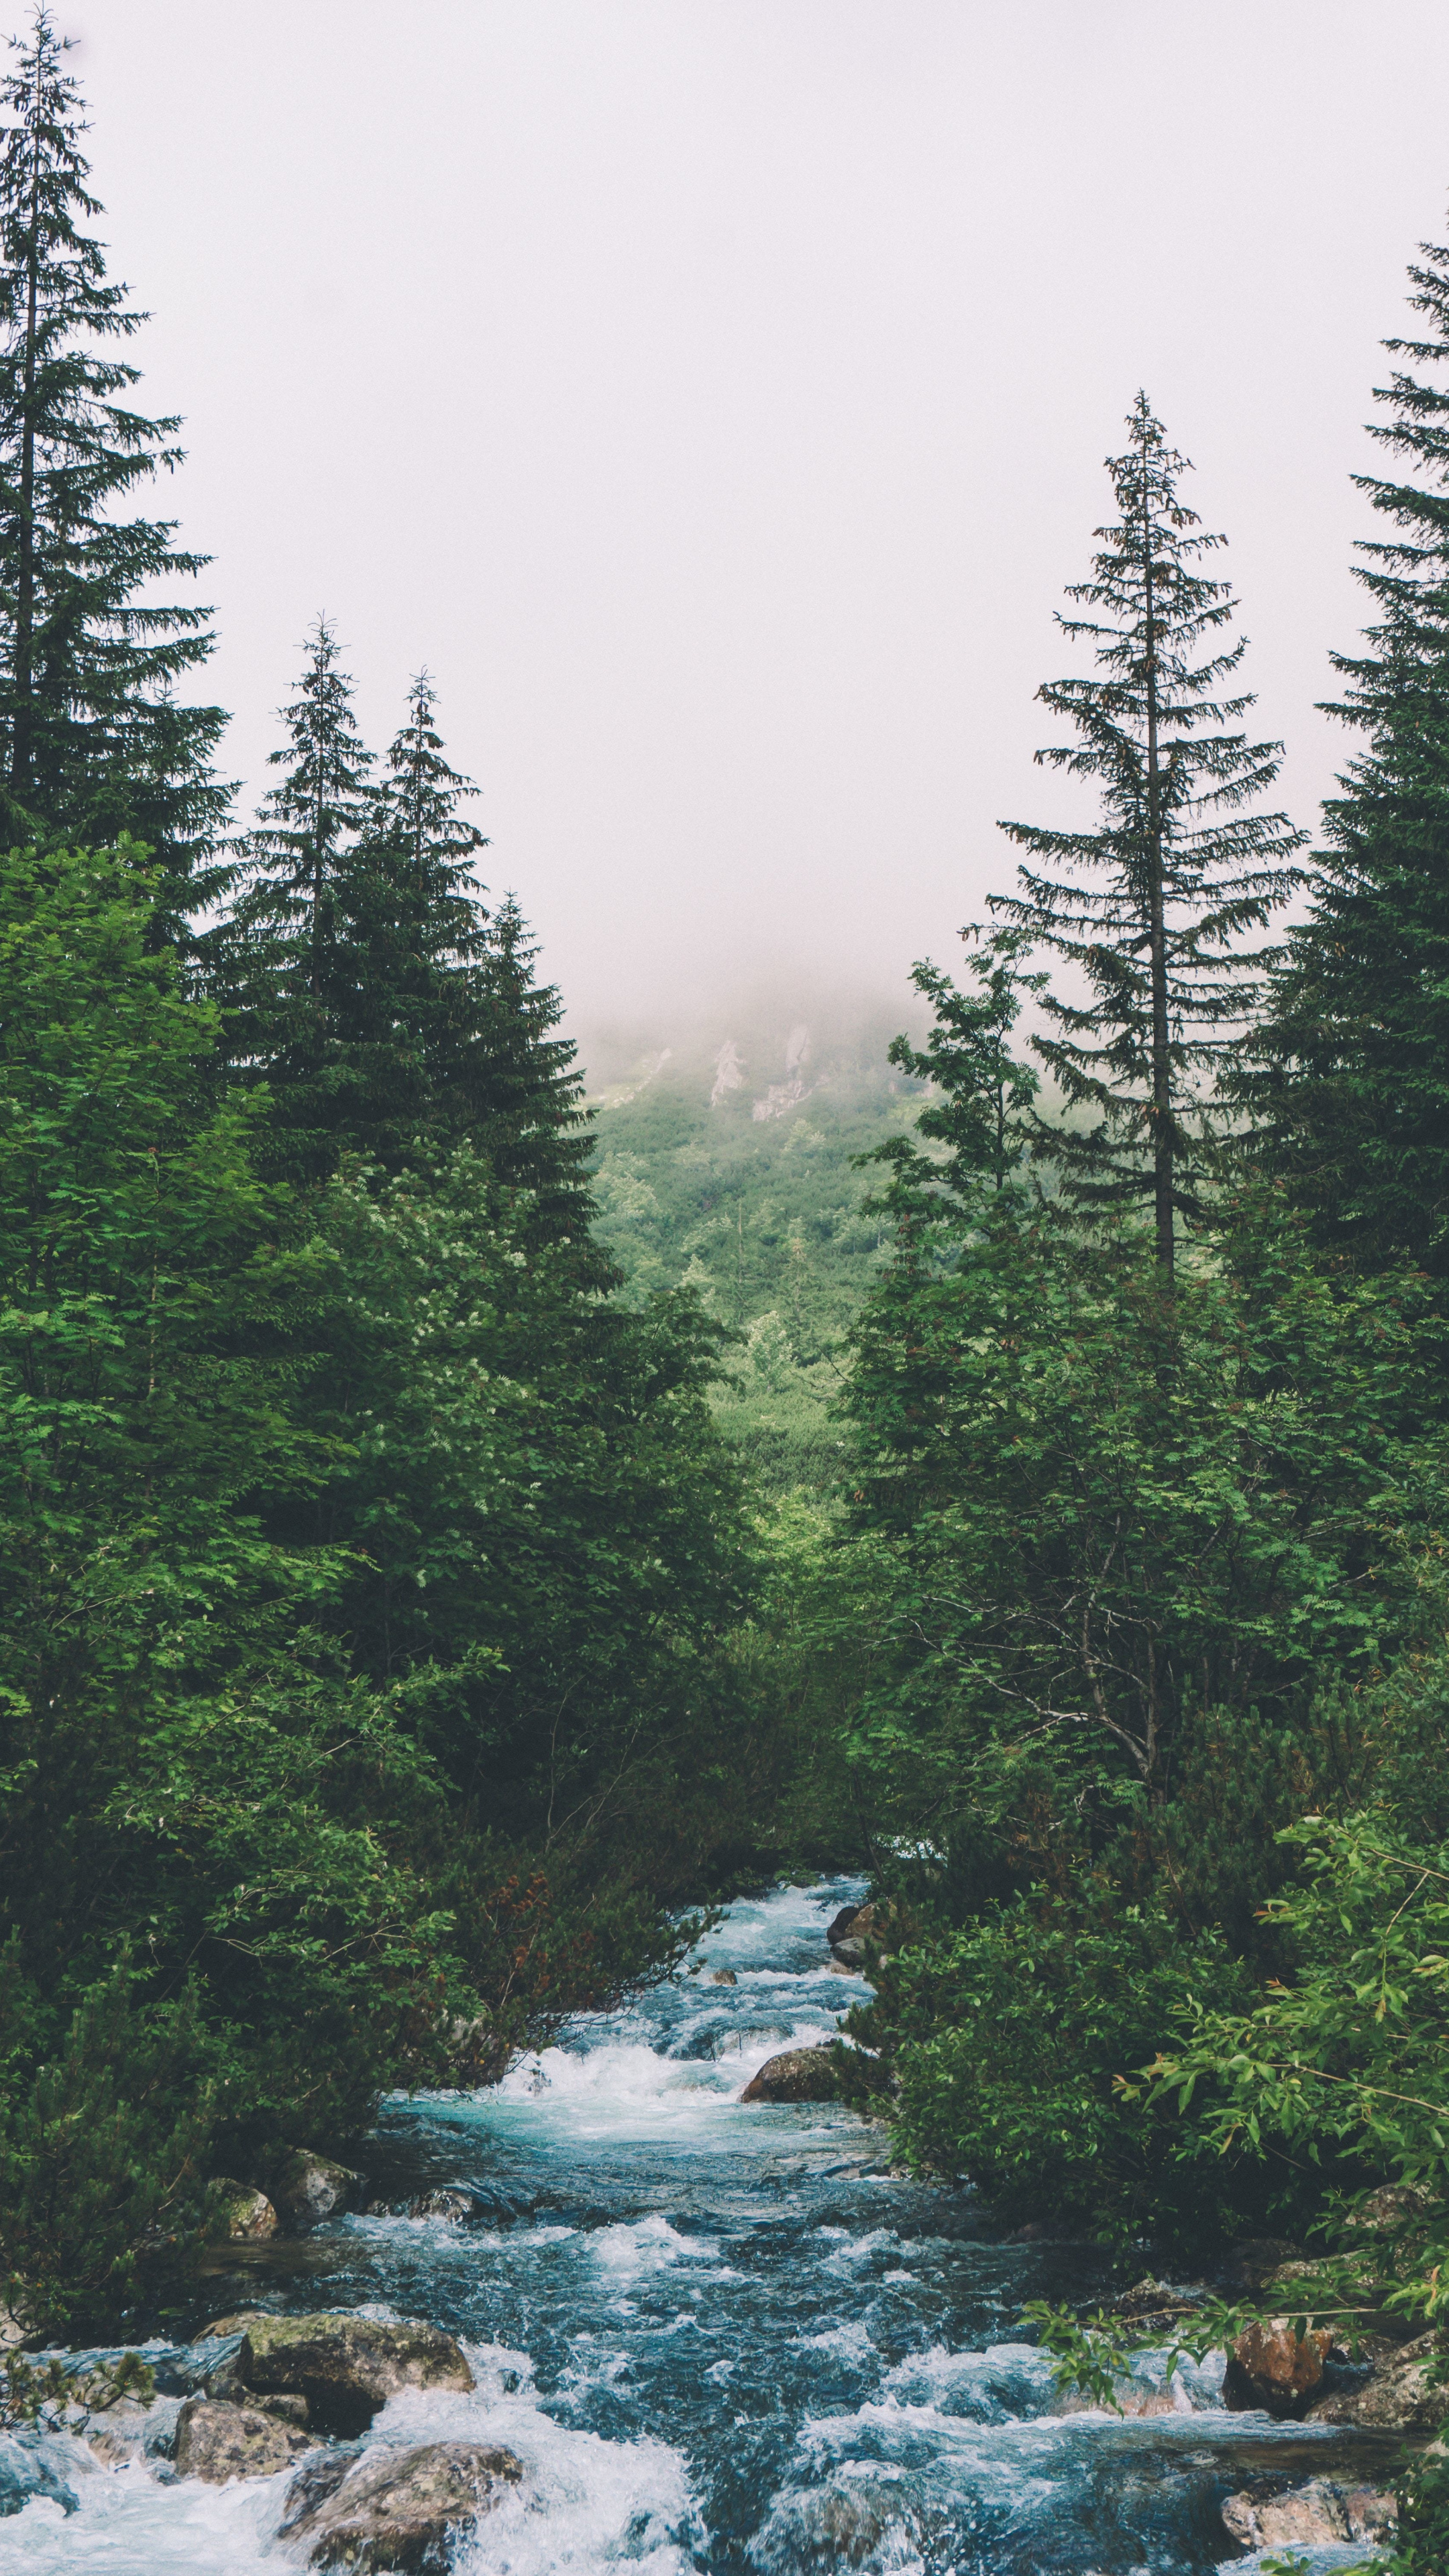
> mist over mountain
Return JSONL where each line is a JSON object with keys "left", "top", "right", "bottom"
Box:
{"left": 572, "top": 975, "right": 930, "bottom": 1114}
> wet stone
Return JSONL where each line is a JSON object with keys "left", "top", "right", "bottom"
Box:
{"left": 739, "top": 2044, "right": 839, "bottom": 2102}
{"left": 173, "top": 2396, "right": 314, "bottom": 2482}
{"left": 1221, "top": 2473, "right": 1396, "bottom": 2550}
{"left": 221, "top": 2310, "right": 475, "bottom": 2438}
{"left": 272, "top": 2150, "right": 361, "bottom": 2230}
{"left": 278, "top": 2439, "right": 523, "bottom": 2571}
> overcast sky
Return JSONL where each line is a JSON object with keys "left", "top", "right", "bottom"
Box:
{"left": 60, "top": 0, "right": 1449, "bottom": 1041}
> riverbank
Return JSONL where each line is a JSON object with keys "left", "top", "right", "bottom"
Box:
{"left": 2, "top": 1880, "right": 1405, "bottom": 2575}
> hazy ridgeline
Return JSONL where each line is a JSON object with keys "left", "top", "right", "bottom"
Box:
{"left": 5, "top": 19, "right": 1449, "bottom": 2565}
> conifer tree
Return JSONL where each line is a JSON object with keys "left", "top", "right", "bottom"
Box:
{"left": 0, "top": 7, "right": 227, "bottom": 885}
{"left": 221, "top": 651, "right": 598, "bottom": 1230}
{"left": 1242, "top": 233, "right": 1449, "bottom": 1278}
{"left": 991, "top": 394, "right": 1304, "bottom": 1273}
{"left": 219, "top": 620, "right": 374, "bottom": 1177}
{"left": 297, "top": 668, "right": 492, "bottom": 1173}
{"left": 472, "top": 892, "right": 601, "bottom": 1250}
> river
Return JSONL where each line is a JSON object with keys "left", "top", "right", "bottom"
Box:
{"left": 2, "top": 1876, "right": 1393, "bottom": 2574}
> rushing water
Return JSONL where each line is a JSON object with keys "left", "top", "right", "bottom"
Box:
{"left": 2, "top": 1878, "right": 1398, "bottom": 2575}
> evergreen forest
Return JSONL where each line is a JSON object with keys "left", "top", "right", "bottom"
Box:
{"left": 5, "top": 10, "right": 1449, "bottom": 2565}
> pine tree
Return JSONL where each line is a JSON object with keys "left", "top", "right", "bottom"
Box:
{"left": 219, "top": 620, "right": 374, "bottom": 1177}
{"left": 472, "top": 892, "right": 601, "bottom": 1251}
{"left": 1242, "top": 233, "right": 1449, "bottom": 1277}
{"left": 991, "top": 393, "right": 1304, "bottom": 1273}
{"left": 220, "top": 653, "right": 598, "bottom": 1232}
{"left": 0, "top": 7, "right": 228, "bottom": 887}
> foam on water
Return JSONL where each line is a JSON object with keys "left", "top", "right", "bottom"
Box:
{"left": 3, "top": 1876, "right": 1404, "bottom": 2575}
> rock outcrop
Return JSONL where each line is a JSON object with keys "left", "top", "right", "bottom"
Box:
{"left": 205, "top": 2310, "right": 475, "bottom": 2438}
{"left": 213, "top": 2179, "right": 280, "bottom": 2242}
{"left": 174, "top": 2397, "right": 314, "bottom": 2482}
{"left": 740, "top": 2046, "right": 838, "bottom": 2104}
{"left": 826, "top": 1902, "right": 876, "bottom": 1968}
{"left": 1307, "top": 2329, "right": 1449, "bottom": 2432}
{"left": 1223, "top": 2314, "right": 1333, "bottom": 2416}
{"left": 278, "top": 2440, "right": 523, "bottom": 2570}
{"left": 1220, "top": 2475, "right": 1395, "bottom": 2551}
{"left": 272, "top": 2150, "right": 360, "bottom": 2230}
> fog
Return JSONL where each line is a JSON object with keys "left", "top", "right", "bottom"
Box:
{"left": 65, "top": 0, "right": 1449, "bottom": 1055}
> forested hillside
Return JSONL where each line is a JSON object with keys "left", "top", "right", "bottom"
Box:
{"left": 584, "top": 1002, "right": 926, "bottom": 1487}
{"left": 5, "top": 9, "right": 1449, "bottom": 2562}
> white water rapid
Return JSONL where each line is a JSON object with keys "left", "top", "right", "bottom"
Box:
{"left": 0, "top": 1878, "right": 1397, "bottom": 2575}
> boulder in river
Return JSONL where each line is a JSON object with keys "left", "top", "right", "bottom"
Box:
{"left": 740, "top": 2046, "right": 838, "bottom": 2104}
{"left": 1220, "top": 2474, "right": 1395, "bottom": 2551}
{"left": 406, "top": 2190, "right": 486, "bottom": 2223}
{"left": 826, "top": 1902, "right": 877, "bottom": 1967}
{"left": 212, "top": 2179, "right": 280, "bottom": 2242}
{"left": 272, "top": 2149, "right": 360, "bottom": 2229}
{"left": 279, "top": 2439, "right": 523, "bottom": 2570}
{"left": 174, "top": 2397, "right": 314, "bottom": 2482}
{"left": 1223, "top": 2314, "right": 1333, "bottom": 2416}
{"left": 710, "top": 1968, "right": 737, "bottom": 1986}
{"left": 1307, "top": 2328, "right": 1449, "bottom": 2431}
{"left": 0, "top": 2434, "right": 78, "bottom": 2518}
{"left": 212, "top": 2310, "right": 475, "bottom": 2437}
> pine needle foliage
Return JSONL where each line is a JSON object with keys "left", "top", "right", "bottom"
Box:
{"left": 235, "top": 615, "right": 374, "bottom": 983}
{"left": 220, "top": 619, "right": 376, "bottom": 1177}
{"left": 473, "top": 890, "right": 602, "bottom": 1252}
{"left": 1241, "top": 231, "right": 1449, "bottom": 1279}
{"left": 991, "top": 393, "right": 1304, "bottom": 1273}
{"left": 0, "top": 6, "right": 228, "bottom": 890}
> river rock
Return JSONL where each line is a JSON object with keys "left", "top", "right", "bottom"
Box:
{"left": 213, "top": 2179, "right": 280, "bottom": 2241}
{"left": 174, "top": 2397, "right": 314, "bottom": 2481}
{"left": 278, "top": 2439, "right": 523, "bottom": 2569}
{"left": 85, "top": 2397, "right": 158, "bottom": 2467}
{"left": 826, "top": 1902, "right": 885, "bottom": 1968}
{"left": 406, "top": 2190, "right": 486, "bottom": 2223}
{"left": 0, "top": 2434, "right": 78, "bottom": 2517}
{"left": 1220, "top": 2475, "right": 1395, "bottom": 2550}
{"left": 1263, "top": 2252, "right": 1405, "bottom": 2347}
{"left": 710, "top": 1969, "right": 737, "bottom": 1985}
{"left": 273, "top": 2149, "right": 361, "bottom": 2229}
{"left": 740, "top": 2046, "right": 838, "bottom": 2104}
{"left": 225, "top": 2311, "right": 475, "bottom": 2437}
{"left": 1223, "top": 2315, "right": 1333, "bottom": 2416}
{"left": 1307, "top": 2328, "right": 1449, "bottom": 2431}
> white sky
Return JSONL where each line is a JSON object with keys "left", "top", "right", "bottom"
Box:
{"left": 60, "top": 0, "right": 1449, "bottom": 1035}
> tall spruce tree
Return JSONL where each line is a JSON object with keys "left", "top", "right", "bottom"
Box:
{"left": 1241, "top": 233, "right": 1449, "bottom": 1278}
{"left": 221, "top": 652, "right": 598, "bottom": 1232}
{"left": 472, "top": 892, "right": 601, "bottom": 1252}
{"left": 219, "top": 620, "right": 374, "bottom": 1177}
{"left": 0, "top": 7, "right": 228, "bottom": 886}
{"left": 991, "top": 394, "right": 1304, "bottom": 1273}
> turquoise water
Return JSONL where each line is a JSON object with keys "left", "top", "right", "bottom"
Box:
{"left": 1, "top": 1878, "right": 1395, "bottom": 2574}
